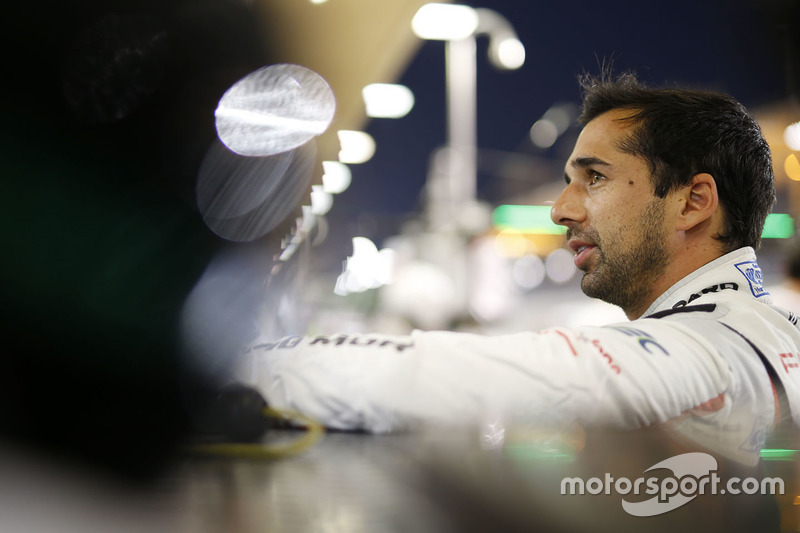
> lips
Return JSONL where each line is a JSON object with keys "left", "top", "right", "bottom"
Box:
{"left": 568, "top": 239, "right": 597, "bottom": 269}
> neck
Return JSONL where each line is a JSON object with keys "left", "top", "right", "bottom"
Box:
{"left": 624, "top": 238, "right": 725, "bottom": 320}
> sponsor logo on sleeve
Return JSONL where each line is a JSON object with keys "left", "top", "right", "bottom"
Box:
{"left": 672, "top": 283, "right": 738, "bottom": 309}
{"left": 577, "top": 333, "right": 621, "bottom": 374}
{"left": 609, "top": 326, "right": 670, "bottom": 356}
{"left": 734, "top": 261, "right": 769, "bottom": 299}
{"left": 779, "top": 352, "right": 800, "bottom": 373}
{"left": 251, "top": 334, "right": 414, "bottom": 353}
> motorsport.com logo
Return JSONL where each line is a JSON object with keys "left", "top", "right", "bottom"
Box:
{"left": 560, "top": 452, "right": 784, "bottom": 516}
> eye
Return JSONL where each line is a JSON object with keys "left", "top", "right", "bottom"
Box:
{"left": 588, "top": 171, "right": 606, "bottom": 185}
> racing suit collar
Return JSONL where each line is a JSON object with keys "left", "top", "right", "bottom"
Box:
{"left": 642, "top": 247, "right": 770, "bottom": 317}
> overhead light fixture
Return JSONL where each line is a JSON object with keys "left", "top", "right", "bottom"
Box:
{"left": 362, "top": 83, "right": 415, "bottom": 118}
{"left": 412, "top": 3, "right": 479, "bottom": 41}
{"left": 337, "top": 130, "right": 376, "bottom": 164}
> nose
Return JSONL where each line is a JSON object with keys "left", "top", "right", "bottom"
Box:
{"left": 550, "top": 182, "right": 585, "bottom": 228}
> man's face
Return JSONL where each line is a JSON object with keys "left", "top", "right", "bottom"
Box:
{"left": 550, "top": 109, "right": 672, "bottom": 317}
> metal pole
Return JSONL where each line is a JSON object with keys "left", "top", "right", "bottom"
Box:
{"left": 445, "top": 36, "right": 478, "bottom": 215}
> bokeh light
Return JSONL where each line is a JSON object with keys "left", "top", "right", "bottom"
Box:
{"left": 321, "top": 161, "right": 352, "bottom": 194}
{"left": 785, "top": 153, "right": 800, "bottom": 181}
{"left": 215, "top": 64, "right": 335, "bottom": 157}
{"left": 784, "top": 122, "right": 800, "bottom": 151}
{"left": 512, "top": 255, "right": 546, "bottom": 290}
{"left": 362, "top": 83, "right": 415, "bottom": 118}
{"left": 545, "top": 248, "right": 576, "bottom": 284}
{"left": 196, "top": 141, "right": 316, "bottom": 242}
{"left": 412, "top": 3, "right": 479, "bottom": 40}
{"left": 338, "top": 130, "right": 376, "bottom": 164}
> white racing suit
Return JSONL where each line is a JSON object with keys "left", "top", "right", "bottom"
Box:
{"left": 246, "top": 247, "right": 800, "bottom": 464}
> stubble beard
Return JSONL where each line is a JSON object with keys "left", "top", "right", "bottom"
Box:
{"left": 577, "top": 198, "right": 670, "bottom": 316}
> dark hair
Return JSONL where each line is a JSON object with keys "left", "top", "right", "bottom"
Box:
{"left": 578, "top": 72, "right": 775, "bottom": 251}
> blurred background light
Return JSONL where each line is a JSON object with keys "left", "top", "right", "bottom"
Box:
{"left": 784, "top": 121, "right": 800, "bottom": 151}
{"left": 529, "top": 103, "right": 576, "bottom": 148}
{"left": 512, "top": 255, "right": 546, "bottom": 290}
{"left": 215, "top": 64, "right": 335, "bottom": 157}
{"left": 762, "top": 213, "right": 795, "bottom": 239}
{"left": 337, "top": 130, "right": 376, "bottom": 164}
{"left": 334, "top": 237, "right": 395, "bottom": 295}
{"left": 545, "top": 249, "right": 576, "bottom": 284}
{"left": 529, "top": 119, "right": 558, "bottom": 149}
{"left": 495, "top": 37, "right": 525, "bottom": 70}
{"left": 785, "top": 154, "right": 800, "bottom": 181}
{"left": 363, "top": 83, "right": 415, "bottom": 118}
{"left": 543, "top": 103, "right": 576, "bottom": 134}
{"left": 411, "top": 3, "right": 479, "bottom": 41}
{"left": 310, "top": 185, "right": 333, "bottom": 216}
{"left": 492, "top": 204, "right": 567, "bottom": 235}
{"left": 321, "top": 160, "right": 352, "bottom": 194}
{"left": 494, "top": 229, "right": 529, "bottom": 258}
{"left": 379, "top": 260, "right": 458, "bottom": 330}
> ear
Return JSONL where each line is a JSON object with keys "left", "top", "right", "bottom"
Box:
{"left": 675, "top": 173, "right": 720, "bottom": 232}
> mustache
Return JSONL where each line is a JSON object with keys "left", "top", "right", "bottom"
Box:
{"left": 567, "top": 227, "right": 601, "bottom": 245}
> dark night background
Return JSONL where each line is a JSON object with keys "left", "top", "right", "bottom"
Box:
{"left": 1, "top": 0, "right": 798, "bottom": 479}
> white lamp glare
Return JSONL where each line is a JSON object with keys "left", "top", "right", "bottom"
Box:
{"left": 337, "top": 130, "right": 376, "bottom": 164}
{"left": 362, "top": 83, "right": 415, "bottom": 118}
{"left": 321, "top": 160, "right": 352, "bottom": 194}
{"left": 412, "top": 3, "right": 479, "bottom": 40}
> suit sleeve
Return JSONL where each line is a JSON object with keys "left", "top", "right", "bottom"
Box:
{"left": 246, "top": 319, "right": 731, "bottom": 432}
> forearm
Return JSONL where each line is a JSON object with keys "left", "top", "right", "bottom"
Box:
{"left": 246, "top": 323, "right": 730, "bottom": 432}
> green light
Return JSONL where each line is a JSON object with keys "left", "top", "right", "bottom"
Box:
{"left": 503, "top": 443, "right": 576, "bottom": 463}
{"left": 762, "top": 213, "right": 794, "bottom": 239}
{"left": 492, "top": 205, "right": 565, "bottom": 235}
{"left": 759, "top": 448, "right": 799, "bottom": 460}
{"left": 493, "top": 206, "right": 794, "bottom": 239}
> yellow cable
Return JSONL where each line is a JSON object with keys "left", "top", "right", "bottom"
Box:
{"left": 186, "top": 406, "right": 325, "bottom": 459}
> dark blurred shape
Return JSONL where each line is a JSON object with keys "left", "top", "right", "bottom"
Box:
{"left": 62, "top": 14, "right": 169, "bottom": 124}
{"left": 197, "top": 140, "right": 317, "bottom": 242}
{"left": 0, "top": 0, "right": 281, "bottom": 481}
{"left": 200, "top": 383, "right": 274, "bottom": 442}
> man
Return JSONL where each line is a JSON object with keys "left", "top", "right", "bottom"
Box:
{"left": 246, "top": 74, "right": 800, "bottom": 465}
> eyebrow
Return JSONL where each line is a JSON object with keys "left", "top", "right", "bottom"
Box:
{"left": 564, "top": 156, "right": 612, "bottom": 184}
{"left": 570, "top": 156, "right": 612, "bottom": 169}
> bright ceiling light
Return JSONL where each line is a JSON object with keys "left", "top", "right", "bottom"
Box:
{"left": 337, "top": 130, "right": 375, "bottom": 164}
{"left": 412, "top": 3, "right": 479, "bottom": 40}
{"left": 362, "top": 83, "right": 415, "bottom": 118}
{"left": 321, "top": 160, "right": 352, "bottom": 194}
